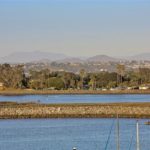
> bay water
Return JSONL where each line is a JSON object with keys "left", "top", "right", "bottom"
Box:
{"left": 0, "top": 94, "right": 150, "bottom": 103}
{"left": 0, "top": 94, "right": 150, "bottom": 150}
{"left": 0, "top": 118, "right": 149, "bottom": 150}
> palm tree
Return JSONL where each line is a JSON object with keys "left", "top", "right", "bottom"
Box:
{"left": 79, "top": 69, "right": 86, "bottom": 89}
{"left": 117, "top": 64, "right": 125, "bottom": 86}
{"left": 61, "top": 72, "right": 68, "bottom": 89}
{"left": 90, "top": 74, "right": 97, "bottom": 90}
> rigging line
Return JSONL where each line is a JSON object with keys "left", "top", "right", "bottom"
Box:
{"left": 104, "top": 119, "right": 115, "bottom": 150}
{"left": 128, "top": 132, "right": 134, "bottom": 150}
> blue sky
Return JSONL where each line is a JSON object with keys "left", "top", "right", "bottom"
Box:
{"left": 0, "top": 0, "right": 150, "bottom": 57}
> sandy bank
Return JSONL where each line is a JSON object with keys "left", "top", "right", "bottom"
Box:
{"left": 0, "top": 89, "right": 150, "bottom": 95}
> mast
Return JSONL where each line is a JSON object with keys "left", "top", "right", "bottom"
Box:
{"left": 116, "top": 114, "right": 120, "bottom": 150}
{"left": 136, "top": 120, "right": 140, "bottom": 150}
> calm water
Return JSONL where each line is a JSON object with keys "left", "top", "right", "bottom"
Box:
{"left": 0, "top": 118, "right": 149, "bottom": 150}
{"left": 0, "top": 94, "right": 150, "bottom": 103}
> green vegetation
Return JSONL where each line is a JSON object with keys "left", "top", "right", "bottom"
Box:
{"left": 46, "top": 77, "right": 64, "bottom": 90}
{"left": 0, "top": 63, "right": 150, "bottom": 90}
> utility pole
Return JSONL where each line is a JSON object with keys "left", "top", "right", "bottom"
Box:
{"left": 136, "top": 120, "right": 140, "bottom": 150}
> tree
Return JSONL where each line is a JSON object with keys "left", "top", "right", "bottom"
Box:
{"left": 96, "top": 72, "right": 117, "bottom": 88}
{"left": 139, "top": 68, "right": 150, "bottom": 84}
{"left": 29, "top": 69, "right": 51, "bottom": 89}
{"left": 0, "top": 64, "right": 25, "bottom": 88}
{"left": 89, "top": 74, "right": 97, "bottom": 90}
{"left": 29, "top": 80, "right": 42, "bottom": 90}
{"left": 79, "top": 69, "right": 86, "bottom": 89}
{"left": 61, "top": 72, "right": 70, "bottom": 89}
{"left": 116, "top": 64, "right": 125, "bottom": 86}
{"left": 127, "top": 71, "right": 141, "bottom": 86}
{"left": 47, "top": 77, "right": 65, "bottom": 90}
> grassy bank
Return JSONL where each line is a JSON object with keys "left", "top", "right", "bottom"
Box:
{"left": 0, "top": 102, "right": 150, "bottom": 119}
{"left": 0, "top": 89, "right": 150, "bottom": 95}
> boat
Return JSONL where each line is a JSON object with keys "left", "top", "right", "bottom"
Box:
{"left": 145, "top": 121, "right": 150, "bottom": 125}
{"left": 72, "top": 119, "right": 141, "bottom": 150}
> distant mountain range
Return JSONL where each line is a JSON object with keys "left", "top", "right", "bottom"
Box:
{"left": 0, "top": 51, "right": 150, "bottom": 64}
{"left": 0, "top": 51, "right": 67, "bottom": 63}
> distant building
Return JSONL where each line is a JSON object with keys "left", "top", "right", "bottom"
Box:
{"left": 0, "top": 82, "right": 4, "bottom": 90}
{"left": 139, "top": 86, "right": 149, "bottom": 90}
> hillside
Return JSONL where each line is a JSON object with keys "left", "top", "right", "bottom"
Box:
{"left": 87, "top": 55, "right": 118, "bottom": 62}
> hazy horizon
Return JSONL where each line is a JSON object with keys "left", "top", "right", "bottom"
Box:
{"left": 1, "top": 50, "right": 150, "bottom": 59}
{"left": 0, "top": 0, "right": 150, "bottom": 57}
{"left": 0, "top": 50, "right": 150, "bottom": 58}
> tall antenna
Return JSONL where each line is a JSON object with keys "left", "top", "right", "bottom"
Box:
{"left": 116, "top": 114, "right": 120, "bottom": 150}
{"left": 136, "top": 120, "right": 140, "bottom": 150}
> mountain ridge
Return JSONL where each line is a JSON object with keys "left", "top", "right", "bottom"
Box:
{"left": 87, "top": 54, "right": 119, "bottom": 62}
{"left": 0, "top": 51, "right": 150, "bottom": 63}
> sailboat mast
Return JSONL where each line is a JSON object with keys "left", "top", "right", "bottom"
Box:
{"left": 116, "top": 114, "right": 120, "bottom": 150}
{"left": 136, "top": 120, "right": 140, "bottom": 150}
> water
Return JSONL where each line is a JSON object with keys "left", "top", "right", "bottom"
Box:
{"left": 0, "top": 118, "right": 149, "bottom": 150}
{"left": 0, "top": 95, "right": 149, "bottom": 149}
{"left": 0, "top": 94, "right": 150, "bottom": 103}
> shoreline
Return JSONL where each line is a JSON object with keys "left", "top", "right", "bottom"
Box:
{"left": 0, "top": 89, "right": 150, "bottom": 96}
{"left": 0, "top": 102, "right": 150, "bottom": 119}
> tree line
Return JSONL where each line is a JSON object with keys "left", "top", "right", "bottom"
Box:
{"left": 0, "top": 64, "right": 150, "bottom": 90}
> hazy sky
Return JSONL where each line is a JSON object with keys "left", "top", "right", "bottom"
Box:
{"left": 0, "top": 0, "right": 150, "bottom": 57}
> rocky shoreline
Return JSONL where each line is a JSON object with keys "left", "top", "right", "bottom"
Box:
{"left": 0, "top": 102, "right": 150, "bottom": 119}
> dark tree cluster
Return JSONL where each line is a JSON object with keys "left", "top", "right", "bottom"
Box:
{"left": 0, "top": 64, "right": 150, "bottom": 90}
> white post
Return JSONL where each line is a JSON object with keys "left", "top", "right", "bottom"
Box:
{"left": 136, "top": 120, "right": 140, "bottom": 150}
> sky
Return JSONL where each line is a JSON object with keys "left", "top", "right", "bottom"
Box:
{"left": 0, "top": 0, "right": 150, "bottom": 57}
